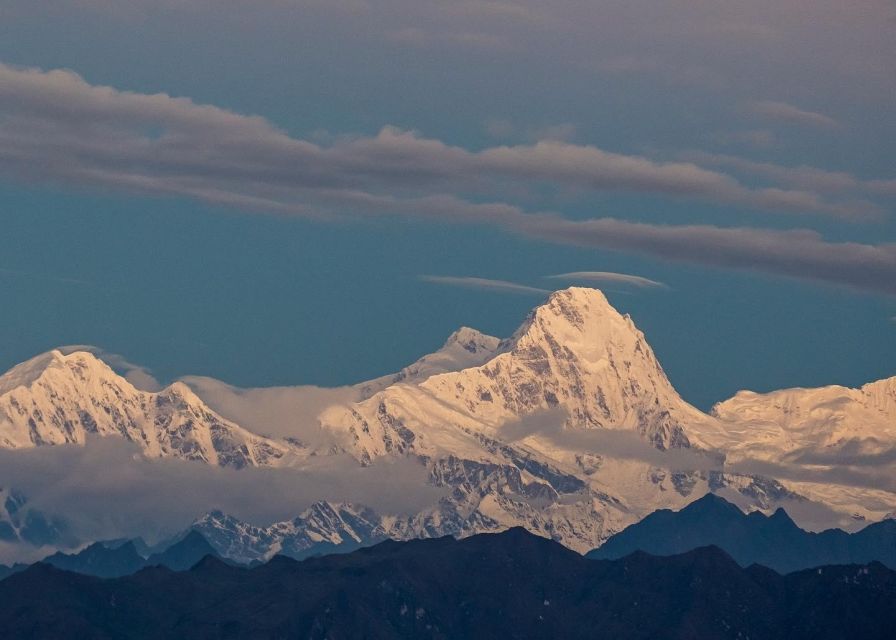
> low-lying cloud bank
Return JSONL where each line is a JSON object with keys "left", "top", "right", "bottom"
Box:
{"left": 181, "top": 376, "right": 361, "bottom": 445}
{"left": 1, "top": 63, "right": 894, "bottom": 295}
{"left": 502, "top": 408, "right": 896, "bottom": 495}
{"left": 0, "top": 439, "right": 445, "bottom": 553}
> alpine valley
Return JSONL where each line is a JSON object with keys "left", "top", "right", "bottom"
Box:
{"left": 1, "top": 288, "right": 894, "bottom": 563}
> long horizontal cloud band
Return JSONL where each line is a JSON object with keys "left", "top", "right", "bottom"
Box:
{"left": 0, "top": 63, "right": 882, "bottom": 220}
{"left": 1, "top": 62, "right": 895, "bottom": 295}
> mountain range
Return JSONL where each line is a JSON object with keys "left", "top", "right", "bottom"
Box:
{"left": 2, "top": 528, "right": 894, "bottom": 639}
{"left": 0, "top": 530, "right": 221, "bottom": 581}
{"left": 6, "top": 494, "right": 896, "bottom": 579}
{"left": 0, "top": 349, "right": 294, "bottom": 468}
{"left": 0, "top": 287, "right": 893, "bottom": 560}
{"left": 589, "top": 493, "right": 896, "bottom": 573}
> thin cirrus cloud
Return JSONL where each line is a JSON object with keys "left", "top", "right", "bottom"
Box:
{"left": 0, "top": 62, "right": 895, "bottom": 295}
{"left": 545, "top": 272, "right": 668, "bottom": 289}
{"left": 419, "top": 275, "right": 550, "bottom": 296}
{"left": 748, "top": 100, "right": 840, "bottom": 130}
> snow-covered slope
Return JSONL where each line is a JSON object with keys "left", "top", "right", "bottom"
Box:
{"left": 0, "top": 350, "right": 295, "bottom": 468}
{"left": 356, "top": 327, "right": 502, "bottom": 399}
{"left": 323, "top": 288, "right": 705, "bottom": 462}
{"left": 710, "top": 377, "right": 896, "bottom": 457}
{"left": 698, "top": 377, "right": 896, "bottom": 522}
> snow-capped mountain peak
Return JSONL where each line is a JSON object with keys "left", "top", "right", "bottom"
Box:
{"left": 0, "top": 349, "right": 296, "bottom": 467}
{"left": 0, "top": 349, "right": 107, "bottom": 397}
{"left": 432, "top": 287, "right": 698, "bottom": 445}
{"left": 323, "top": 287, "right": 698, "bottom": 473}
{"left": 356, "top": 326, "right": 501, "bottom": 398}
{"left": 0, "top": 349, "right": 67, "bottom": 396}
{"left": 444, "top": 326, "right": 500, "bottom": 354}
{"left": 861, "top": 376, "right": 896, "bottom": 413}
{"left": 502, "top": 287, "right": 683, "bottom": 414}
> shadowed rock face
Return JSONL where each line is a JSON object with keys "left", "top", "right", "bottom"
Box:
{"left": 0, "top": 487, "right": 75, "bottom": 548}
{"left": 589, "top": 493, "right": 896, "bottom": 573}
{"left": 192, "top": 502, "right": 389, "bottom": 564}
{"left": 41, "top": 541, "right": 146, "bottom": 578}
{"left": 21, "top": 530, "right": 222, "bottom": 579}
{"left": 1, "top": 528, "right": 895, "bottom": 640}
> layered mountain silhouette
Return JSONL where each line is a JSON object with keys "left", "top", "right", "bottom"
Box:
{"left": 41, "top": 540, "right": 146, "bottom": 578}
{"left": 1, "top": 528, "right": 894, "bottom": 639}
{"left": 0, "top": 530, "right": 221, "bottom": 580}
{"left": 589, "top": 493, "right": 896, "bottom": 573}
{"left": 0, "top": 487, "right": 75, "bottom": 548}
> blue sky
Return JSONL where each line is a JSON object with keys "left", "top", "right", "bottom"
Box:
{"left": 0, "top": 1, "right": 893, "bottom": 409}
